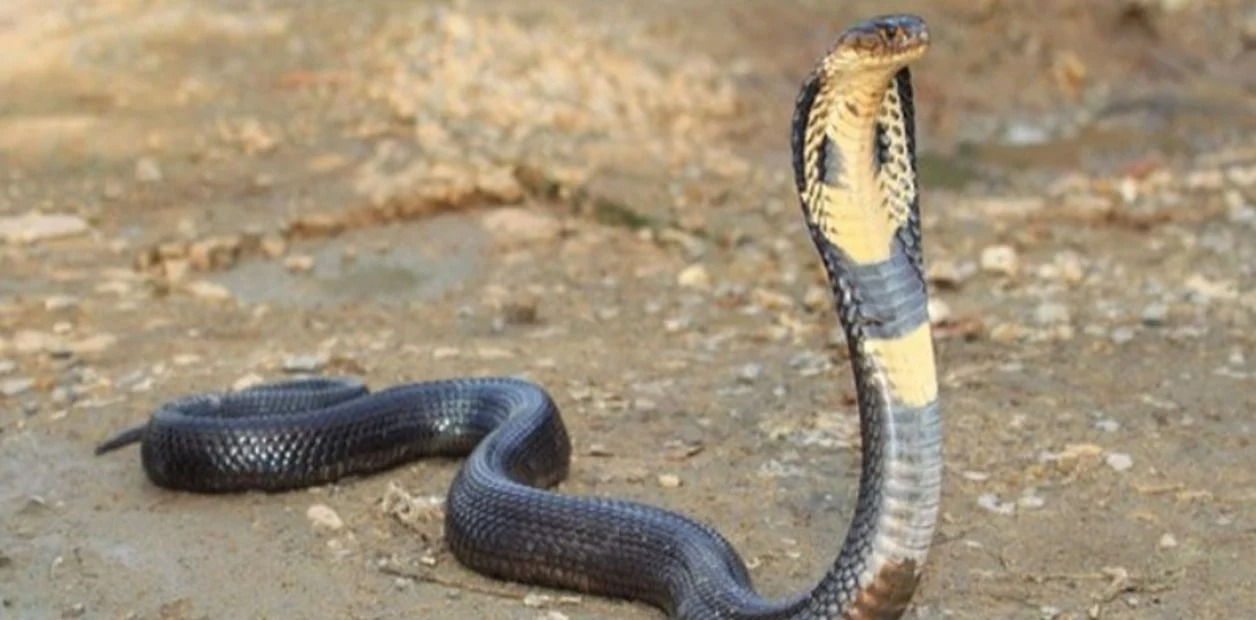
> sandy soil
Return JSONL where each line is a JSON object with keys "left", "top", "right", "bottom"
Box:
{"left": 1, "top": 1, "right": 1254, "bottom": 618}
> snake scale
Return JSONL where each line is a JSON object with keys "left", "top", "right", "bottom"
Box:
{"left": 97, "top": 14, "right": 942, "bottom": 619}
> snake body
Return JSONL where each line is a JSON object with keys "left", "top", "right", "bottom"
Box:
{"left": 98, "top": 14, "right": 942, "bottom": 619}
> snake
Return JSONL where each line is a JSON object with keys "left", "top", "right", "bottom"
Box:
{"left": 96, "top": 13, "right": 941, "bottom": 620}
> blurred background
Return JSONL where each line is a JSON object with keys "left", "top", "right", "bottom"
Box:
{"left": 1, "top": 1, "right": 1253, "bottom": 619}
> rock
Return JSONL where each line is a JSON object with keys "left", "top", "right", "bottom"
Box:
{"left": 1033, "top": 302, "right": 1071, "bottom": 325}
{"left": 69, "top": 333, "right": 116, "bottom": 355}
{"left": 0, "top": 377, "right": 34, "bottom": 397}
{"left": 1105, "top": 452, "right": 1134, "bottom": 472}
{"left": 657, "top": 474, "right": 682, "bottom": 488}
{"left": 0, "top": 213, "right": 90, "bottom": 243}
{"left": 232, "top": 373, "right": 265, "bottom": 391}
{"left": 1094, "top": 419, "right": 1120, "bottom": 432}
{"left": 1141, "top": 303, "right": 1169, "bottom": 326}
{"left": 979, "top": 244, "right": 1019, "bottom": 277}
{"left": 736, "top": 362, "right": 763, "bottom": 384}
{"left": 43, "top": 296, "right": 80, "bottom": 311}
{"left": 184, "top": 280, "right": 233, "bottom": 301}
{"left": 0, "top": 359, "right": 14, "bottom": 375}
{"left": 1158, "top": 533, "right": 1178, "bottom": 549}
{"left": 11, "top": 330, "right": 58, "bottom": 354}
{"left": 283, "top": 354, "right": 328, "bottom": 373}
{"left": 259, "top": 234, "right": 287, "bottom": 258}
{"left": 676, "top": 263, "right": 711, "bottom": 289}
{"left": 187, "top": 235, "right": 242, "bottom": 271}
{"left": 1110, "top": 327, "right": 1135, "bottom": 344}
{"left": 306, "top": 503, "right": 344, "bottom": 532}
{"left": 479, "top": 207, "right": 559, "bottom": 246}
{"left": 135, "top": 157, "right": 163, "bottom": 183}
{"left": 927, "top": 298, "right": 953, "bottom": 325}
{"left": 977, "top": 492, "right": 1015, "bottom": 515}
{"left": 284, "top": 254, "right": 315, "bottom": 273}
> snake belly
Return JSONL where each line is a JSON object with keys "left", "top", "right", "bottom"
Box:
{"left": 97, "top": 14, "right": 942, "bottom": 620}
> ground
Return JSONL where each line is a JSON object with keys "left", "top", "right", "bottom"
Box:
{"left": 1, "top": 1, "right": 1254, "bottom": 619}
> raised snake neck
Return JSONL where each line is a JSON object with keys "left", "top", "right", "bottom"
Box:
{"left": 97, "top": 14, "right": 942, "bottom": 620}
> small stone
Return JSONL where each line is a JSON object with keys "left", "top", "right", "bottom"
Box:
{"left": 736, "top": 363, "right": 763, "bottom": 384}
{"left": 977, "top": 492, "right": 1015, "bottom": 515}
{"left": 586, "top": 443, "right": 613, "bottom": 457}
{"left": 432, "top": 347, "right": 460, "bottom": 360}
{"left": 1094, "top": 418, "right": 1120, "bottom": 432}
{"left": 926, "top": 259, "right": 970, "bottom": 288}
{"left": 676, "top": 264, "right": 711, "bottom": 289}
{"left": 232, "top": 373, "right": 265, "bottom": 391}
{"left": 0, "top": 359, "right": 14, "bottom": 375}
{"left": 1105, "top": 452, "right": 1134, "bottom": 472}
{"left": 632, "top": 398, "right": 657, "bottom": 412}
{"left": 0, "top": 377, "right": 34, "bottom": 397}
{"left": 43, "top": 296, "right": 79, "bottom": 311}
{"left": 12, "top": 330, "right": 58, "bottom": 354}
{"left": 1033, "top": 302, "right": 1071, "bottom": 326}
{"left": 284, "top": 254, "right": 315, "bottom": 273}
{"left": 306, "top": 503, "right": 344, "bottom": 532}
{"left": 1158, "top": 533, "right": 1178, "bottom": 549}
{"left": 523, "top": 593, "right": 551, "bottom": 608}
{"left": 1018, "top": 493, "right": 1045, "bottom": 510}
{"left": 135, "top": 157, "right": 163, "bottom": 183}
{"left": 479, "top": 207, "right": 559, "bottom": 246}
{"left": 927, "top": 298, "right": 953, "bottom": 325}
{"left": 802, "top": 285, "right": 829, "bottom": 311}
{"left": 69, "top": 333, "right": 116, "bottom": 355}
{"left": 657, "top": 474, "right": 682, "bottom": 488}
{"left": 1110, "top": 327, "right": 1135, "bottom": 344}
{"left": 0, "top": 213, "right": 90, "bottom": 243}
{"left": 184, "top": 280, "right": 233, "bottom": 301}
{"left": 283, "top": 354, "right": 327, "bottom": 373}
{"left": 979, "top": 244, "right": 1019, "bottom": 277}
{"left": 259, "top": 234, "right": 287, "bottom": 258}
{"left": 1141, "top": 303, "right": 1169, "bottom": 326}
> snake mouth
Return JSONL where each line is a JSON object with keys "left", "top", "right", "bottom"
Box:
{"left": 826, "top": 14, "right": 929, "bottom": 70}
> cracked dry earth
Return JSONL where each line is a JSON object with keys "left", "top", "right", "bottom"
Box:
{"left": 1, "top": 1, "right": 1254, "bottom": 619}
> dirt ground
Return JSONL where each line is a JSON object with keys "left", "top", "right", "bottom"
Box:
{"left": 2, "top": 1, "right": 1254, "bottom": 619}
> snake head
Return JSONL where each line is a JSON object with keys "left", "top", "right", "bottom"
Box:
{"left": 823, "top": 14, "right": 930, "bottom": 73}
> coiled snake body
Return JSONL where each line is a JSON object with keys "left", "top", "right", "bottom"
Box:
{"left": 98, "top": 14, "right": 942, "bottom": 619}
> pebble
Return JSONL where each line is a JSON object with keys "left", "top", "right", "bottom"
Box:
{"left": 0, "top": 377, "right": 34, "bottom": 397}
{"left": 1158, "top": 533, "right": 1178, "bottom": 549}
{"left": 0, "top": 359, "right": 15, "bottom": 375}
{"left": 284, "top": 254, "right": 315, "bottom": 273}
{"left": 1033, "top": 302, "right": 1071, "bottom": 325}
{"left": 306, "top": 503, "right": 344, "bottom": 532}
{"left": 184, "top": 280, "right": 233, "bottom": 301}
{"left": 979, "top": 244, "right": 1019, "bottom": 277}
{"left": 1141, "top": 303, "right": 1169, "bottom": 326}
{"left": 480, "top": 207, "right": 560, "bottom": 246}
{"left": 283, "top": 354, "right": 328, "bottom": 373}
{"left": 135, "top": 157, "right": 163, "bottom": 183}
{"left": 69, "top": 333, "right": 116, "bottom": 355}
{"left": 43, "top": 295, "right": 80, "bottom": 311}
{"left": 1094, "top": 419, "right": 1120, "bottom": 432}
{"left": 0, "top": 213, "right": 90, "bottom": 243}
{"left": 657, "top": 474, "right": 682, "bottom": 488}
{"left": 976, "top": 492, "right": 1015, "bottom": 515}
{"left": 676, "top": 263, "right": 711, "bottom": 289}
{"left": 1110, "top": 327, "right": 1135, "bottom": 344}
{"left": 736, "top": 362, "right": 763, "bottom": 384}
{"left": 927, "top": 297, "right": 953, "bottom": 326}
{"left": 1105, "top": 452, "right": 1134, "bottom": 472}
{"left": 232, "top": 373, "right": 265, "bottom": 391}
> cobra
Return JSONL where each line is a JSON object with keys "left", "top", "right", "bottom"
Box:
{"left": 98, "top": 14, "right": 942, "bottom": 619}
